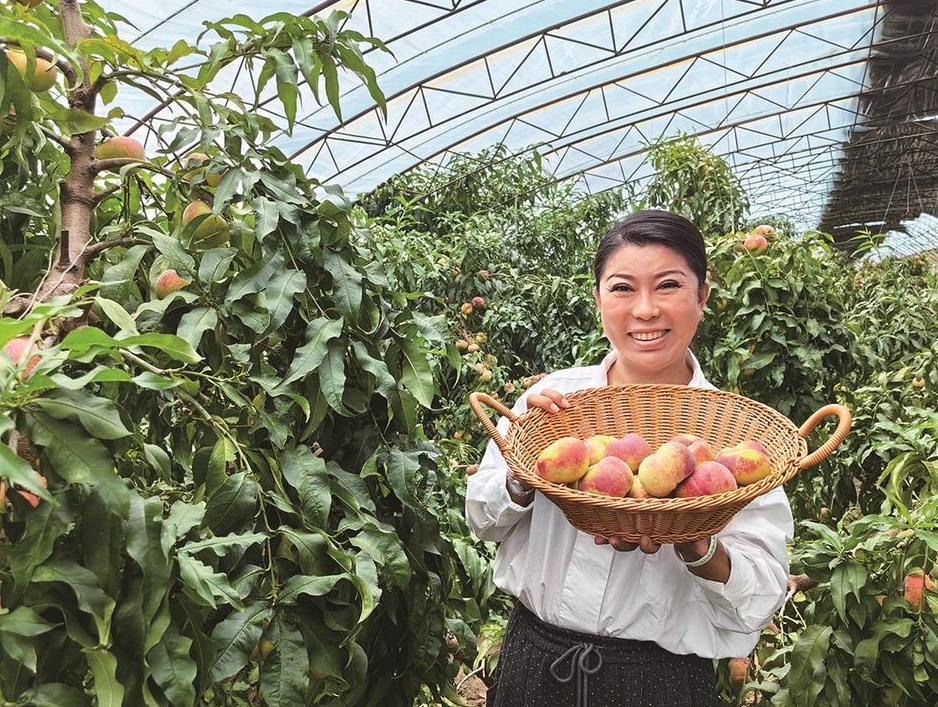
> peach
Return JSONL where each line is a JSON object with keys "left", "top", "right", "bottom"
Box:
{"left": 675, "top": 460, "right": 738, "bottom": 498}
{"left": 471, "top": 296, "right": 485, "bottom": 307}
{"left": 637, "top": 441, "right": 695, "bottom": 497}
{"left": 627, "top": 475, "right": 651, "bottom": 499}
{"left": 605, "top": 433, "right": 653, "bottom": 470}
{"left": 743, "top": 233, "right": 768, "bottom": 254}
{"left": 95, "top": 135, "right": 146, "bottom": 161}
{"left": 716, "top": 444, "right": 773, "bottom": 486}
{"left": 752, "top": 224, "right": 776, "bottom": 237}
{"left": 728, "top": 657, "right": 750, "bottom": 686}
{"left": 5, "top": 49, "right": 58, "bottom": 92}
{"left": 182, "top": 200, "right": 230, "bottom": 247}
{"left": 2, "top": 336, "right": 41, "bottom": 376}
{"left": 535, "top": 436, "right": 590, "bottom": 484}
{"left": 669, "top": 433, "right": 702, "bottom": 446}
{"left": 737, "top": 439, "right": 768, "bottom": 455}
{"left": 460, "top": 302, "right": 473, "bottom": 315}
{"left": 904, "top": 570, "right": 935, "bottom": 611}
{"left": 583, "top": 434, "right": 615, "bottom": 465}
{"left": 154, "top": 268, "right": 191, "bottom": 298}
{"left": 686, "top": 438, "right": 715, "bottom": 466}
{"left": 576, "top": 456, "right": 633, "bottom": 497}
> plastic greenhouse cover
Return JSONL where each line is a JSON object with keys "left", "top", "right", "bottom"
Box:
{"left": 103, "top": 0, "right": 934, "bottom": 256}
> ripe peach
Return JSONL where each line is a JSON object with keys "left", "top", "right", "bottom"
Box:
{"left": 182, "top": 151, "right": 224, "bottom": 187}
{"left": 686, "top": 438, "right": 715, "bottom": 466}
{"left": 154, "top": 268, "right": 191, "bottom": 298}
{"left": 716, "top": 444, "right": 773, "bottom": 486}
{"left": 95, "top": 135, "right": 146, "bottom": 161}
{"left": 669, "top": 433, "right": 702, "bottom": 446}
{"left": 752, "top": 224, "right": 776, "bottom": 237}
{"left": 583, "top": 434, "right": 615, "bottom": 465}
{"left": 627, "top": 475, "right": 651, "bottom": 499}
{"left": 605, "top": 433, "right": 653, "bottom": 470}
{"left": 535, "top": 436, "right": 590, "bottom": 484}
{"left": 728, "top": 656, "right": 750, "bottom": 686}
{"left": 460, "top": 302, "right": 474, "bottom": 315}
{"left": 743, "top": 233, "right": 768, "bottom": 254}
{"left": 737, "top": 439, "right": 768, "bottom": 455}
{"left": 675, "top": 460, "right": 738, "bottom": 498}
{"left": 904, "top": 570, "right": 935, "bottom": 611}
{"left": 5, "top": 49, "right": 58, "bottom": 92}
{"left": 16, "top": 472, "right": 47, "bottom": 508}
{"left": 577, "top": 456, "right": 633, "bottom": 497}
{"left": 636, "top": 441, "right": 695, "bottom": 497}
{"left": 2, "top": 336, "right": 41, "bottom": 376}
{"left": 471, "top": 296, "right": 485, "bottom": 307}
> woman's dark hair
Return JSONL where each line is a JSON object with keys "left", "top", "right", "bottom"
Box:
{"left": 593, "top": 209, "right": 708, "bottom": 288}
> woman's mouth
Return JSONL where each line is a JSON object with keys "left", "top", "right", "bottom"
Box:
{"left": 630, "top": 330, "right": 668, "bottom": 342}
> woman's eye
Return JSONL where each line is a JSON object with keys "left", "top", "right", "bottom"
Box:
{"left": 611, "top": 283, "right": 633, "bottom": 293}
{"left": 659, "top": 280, "right": 680, "bottom": 290}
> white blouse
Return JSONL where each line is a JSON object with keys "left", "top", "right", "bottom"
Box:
{"left": 465, "top": 349, "right": 794, "bottom": 659}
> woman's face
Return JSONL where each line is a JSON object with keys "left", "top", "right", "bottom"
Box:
{"left": 594, "top": 242, "right": 710, "bottom": 385}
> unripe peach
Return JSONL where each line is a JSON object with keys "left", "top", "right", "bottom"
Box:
{"left": 455, "top": 339, "right": 469, "bottom": 350}
{"left": 154, "top": 269, "right": 191, "bottom": 298}
{"left": 182, "top": 152, "right": 224, "bottom": 187}
{"left": 716, "top": 444, "right": 773, "bottom": 486}
{"left": 5, "top": 49, "right": 58, "bottom": 92}
{"left": 743, "top": 233, "right": 768, "bottom": 254}
{"left": 636, "top": 441, "right": 695, "bottom": 497}
{"left": 577, "top": 456, "right": 633, "bottom": 497}
{"left": 535, "top": 437, "right": 590, "bottom": 484}
{"left": 467, "top": 343, "right": 480, "bottom": 353}
{"left": 181, "top": 200, "right": 230, "bottom": 247}
{"left": 479, "top": 369, "right": 493, "bottom": 382}
{"left": 605, "top": 433, "right": 653, "bottom": 471}
{"left": 95, "top": 135, "right": 146, "bottom": 161}
{"left": 675, "top": 460, "right": 738, "bottom": 498}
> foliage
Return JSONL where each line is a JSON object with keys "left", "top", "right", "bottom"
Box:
{"left": 635, "top": 133, "right": 751, "bottom": 238}
{"left": 0, "top": 3, "right": 486, "bottom": 707}
{"left": 361, "top": 145, "right": 626, "bottom": 465}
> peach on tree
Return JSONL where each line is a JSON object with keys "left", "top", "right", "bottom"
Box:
{"left": 5, "top": 49, "right": 58, "bottom": 92}
{"left": 181, "top": 200, "right": 230, "bottom": 248}
{"left": 95, "top": 135, "right": 146, "bottom": 161}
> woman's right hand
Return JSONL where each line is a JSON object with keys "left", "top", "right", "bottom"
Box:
{"left": 525, "top": 388, "right": 570, "bottom": 413}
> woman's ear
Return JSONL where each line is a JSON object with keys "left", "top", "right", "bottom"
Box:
{"left": 593, "top": 286, "right": 601, "bottom": 309}
{"left": 698, "top": 280, "right": 711, "bottom": 309}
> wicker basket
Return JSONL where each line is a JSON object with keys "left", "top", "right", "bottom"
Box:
{"left": 469, "top": 385, "right": 851, "bottom": 543}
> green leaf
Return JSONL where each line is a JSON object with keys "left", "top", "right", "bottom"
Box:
{"left": 204, "top": 472, "right": 259, "bottom": 535}
{"left": 319, "top": 338, "right": 348, "bottom": 413}
{"left": 33, "top": 560, "right": 116, "bottom": 646}
{"left": 281, "top": 446, "right": 331, "bottom": 528}
{"left": 261, "top": 268, "right": 306, "bottom": 334}
{"left": 830, "top": 560, "right": 867, "bottom": 624}
{"left": 259, "top": 614, "right": 310, "bottom": 707}
{"left": 227, "top": 252, "right": 286, "bottom": 302}
{"left": 83, "top": 648, "right": 125, "bottom": 707}
{"left": 177, "top": 306, "right": 218, "bottom": 349}
{"left": 147, "top": 631, "right": 198, "bottom": 707}
{"left": 178, "top": 554, "right": 242, "bottom": 608}
{"left": 787, "top": 625, "right": 831, "bottom": 705}
{"left": 0, "top": 443, "right": 48, "bottom": 497}
{"left": 278, "top": 573, "right": 345, "bottom": 604}
{"left": 93, "top": 296, "right": 139, "bottom": 334}
{"left": 323, "top": 248, "right": 362, "bottom": 320}
{"left": 29, "top": 391, "right": 132, "bottom": 440}
{"left": 274, "top": 317, "right": 344, "bottom": 392}
{"left": 18, "top": 683, "right": 92, "bottom": 707}
{"left": 208, "top": 602, "right": 271, "bottom": 682}
{"left": 125, "top": 494, "right": 172, "bottom": 626}
{"left": 396, "top": 336, "right": 435, "bottom": 408}
{"left": 7, "top": 501, "right": 70, "bottom": 601}
{"left": 197, "top": 247, "right": 239, "bottom": 284}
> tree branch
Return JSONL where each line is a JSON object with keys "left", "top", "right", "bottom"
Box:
{"left": 84, "top": 237, "right": 149, "bottom": 258}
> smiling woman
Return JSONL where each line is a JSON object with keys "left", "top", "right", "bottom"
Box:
{"left": 465, "top": 209, "right": 794, "bottom": 707}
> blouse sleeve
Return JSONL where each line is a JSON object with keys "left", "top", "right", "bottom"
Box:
{"left": 689, "top": 487, "right": 794, "bottom": 633}
{"left": 464, "top": 396, "right": 535, "bottom": 543}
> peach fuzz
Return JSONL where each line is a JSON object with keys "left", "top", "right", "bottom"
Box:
{"left": 686, "top": 438, "right": 715, "bottom": 466}
{"left": 577, "top": 456, "right": 633, "bottom": 497}
{"left": 716, "top": 444, "right": 773, "bottom": 486}
{"left": 605, "top": 433, "right": 653, "bottom": 470}
{"left": 637, "top": 441, "right": 695, "bottom": 497}
{"left": 675, "top": 460, "right": 738, "bottom": 498}
{"left": 535, "top": 436, "right": 590, "bottom": 484}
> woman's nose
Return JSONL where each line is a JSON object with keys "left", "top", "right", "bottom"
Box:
{"left": 633, "top": 291, "right": 658, "bottom": 319}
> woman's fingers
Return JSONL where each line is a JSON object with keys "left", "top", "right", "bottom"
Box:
{"left": 526, "top": 388, "right": 569, "bottom": 413}
{"left": 596, "top": 535, "right": 661, "bottom": 553}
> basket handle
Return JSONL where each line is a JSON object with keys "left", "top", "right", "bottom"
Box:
{"left": 797, "top": 403, "right": 852, "bottom": 469}
{"left": 468, "top": 392, "right": 519, "bottom": 455}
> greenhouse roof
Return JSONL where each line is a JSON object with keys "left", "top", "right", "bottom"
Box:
{"left": 112, "top": 0, "right": 938, "bottom": 258}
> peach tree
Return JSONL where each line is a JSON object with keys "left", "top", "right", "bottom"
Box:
{"left": 0, "top": 2, "right": 484, "bottom": 706}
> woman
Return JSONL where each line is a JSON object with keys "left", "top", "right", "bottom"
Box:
{"left": 465, "top": 209, "right": 793, "bottom": 707}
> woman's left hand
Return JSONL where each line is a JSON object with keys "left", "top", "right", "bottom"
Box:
{"left": 594, "top": 535, "right": 711, "bottom": 559}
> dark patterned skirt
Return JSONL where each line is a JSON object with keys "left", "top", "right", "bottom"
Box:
{"left": 487, "top": 602, "right": 717, "bottom": 707}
